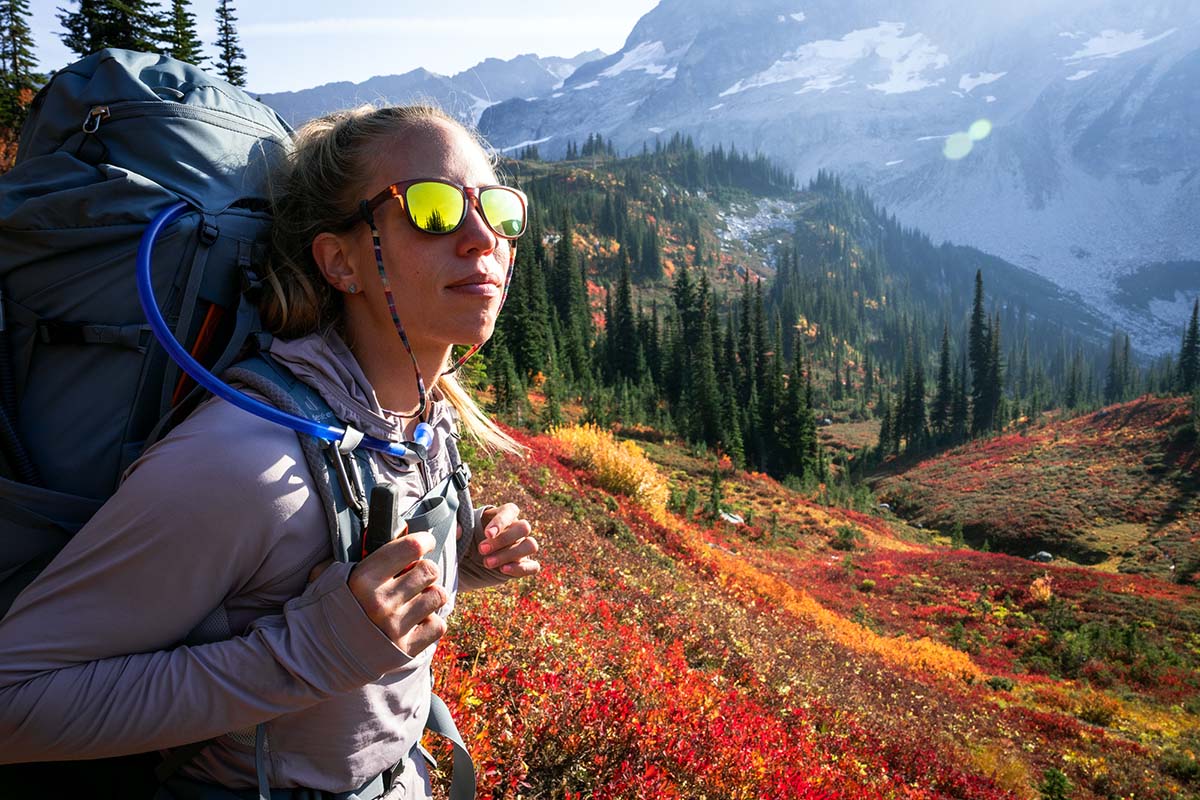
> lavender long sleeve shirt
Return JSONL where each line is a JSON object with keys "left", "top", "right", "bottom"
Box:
{"left": 0, "top": 332, "right": 505, "bottom": 795}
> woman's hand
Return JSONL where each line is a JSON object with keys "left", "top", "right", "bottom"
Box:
{"left": 346, "top": 530, "right": 447, "bottom": 656}
{"left": 477, "top": 504, "right": 541, "bottom": 578}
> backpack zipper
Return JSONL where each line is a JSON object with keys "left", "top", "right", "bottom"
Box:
{"left": 81, "top": 100, "right": 284, "bottom": 140}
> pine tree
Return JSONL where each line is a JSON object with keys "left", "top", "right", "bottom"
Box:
{"left": 1179, "top": 298, "right": 1200, "bottom": 393}
{"left": 213, "top": 0, "right": 246, "bottom": 86}
{"left": 968, "top": 270, "right": 993, "bottom": 435}
{"left": 986, "top": 312, "right": 1004, "bottom": 430}
{"left": 931, "top": 323, "right": 953, "bottom": 438}
{"left": 609, "top": 256, "right": 639, "bottom": 382}
{"left": 58, "top": 0, "right": 161, "bottom": 56}
{"left": 951, "top": 353, "right": 969, "bottom": 441}
{"left": 0, "top": 0, "right": 37, "bottom": 133}
{"left": 1104, "top": 330, "right": 1124, "bottom": 405}
{"left": 163, "top": 0, "right": 203, "bottom": 63}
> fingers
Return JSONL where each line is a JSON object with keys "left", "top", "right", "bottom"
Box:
{"left": 481, "top": 533, "right": 539, "bottom": 571}
{"left": 348, "top": 530, "right": 448, "bottom": 655}
{"left": 479, "top": 518, "right": 532, "bottom": 555}
{"left": 481, "top": 503, "right": 521, "bottom": 541}
{"left": 353, "top": 530, "right": 435, "bottom": 585}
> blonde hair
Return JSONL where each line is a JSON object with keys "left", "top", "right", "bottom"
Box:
{"left": 261, "top": 103, "right": 525, "bottom": 456}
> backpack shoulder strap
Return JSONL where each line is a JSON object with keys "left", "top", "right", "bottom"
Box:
{"left": 223, "top": 354, "right": 374, "bottom": 565}
{"left": 441, "top": 410, "right": 477, "bottom": 565}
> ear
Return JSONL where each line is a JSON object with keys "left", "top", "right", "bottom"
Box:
{"left": 311, "top": 231, "right": 360, "bottom": 292}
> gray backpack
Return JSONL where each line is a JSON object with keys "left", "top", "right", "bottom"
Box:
{"left": 0, "top": 48, "right": 290, "bottom": 611}
{"left": 0, "top": 49, "right": 476, "bottom": 800}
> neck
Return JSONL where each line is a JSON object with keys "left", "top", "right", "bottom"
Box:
{"left": 344, "top": 314, "right": 449, "bottom": 424}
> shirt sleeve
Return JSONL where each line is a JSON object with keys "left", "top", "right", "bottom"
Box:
{"left": 0, "top": 400, "right": 413, "bottom": 762}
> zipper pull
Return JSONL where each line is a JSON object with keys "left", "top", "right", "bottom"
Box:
{"left": 82, "top": 105, "right": 110, "bottom": 134}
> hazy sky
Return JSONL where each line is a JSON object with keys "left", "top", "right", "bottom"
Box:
{"left": 29, "top": 1, "right": 661, "bottom": 93}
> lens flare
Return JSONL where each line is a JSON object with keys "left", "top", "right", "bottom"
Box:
{"left": 943, "top": 132, "right": 974, "bottom": 160}
{"left": 968, "top": 119, "right": 993, "bottom": 141}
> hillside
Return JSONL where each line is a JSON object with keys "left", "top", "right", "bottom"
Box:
{"left": 870, "top": 396, "right": 1200, "bottom": 579}
{"left": 436, "top": 421, "right": 1200, "bottom": 799}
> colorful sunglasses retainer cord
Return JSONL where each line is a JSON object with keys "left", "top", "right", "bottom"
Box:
{"left": 367, "top": 221, "right": 515, "bottom": 421}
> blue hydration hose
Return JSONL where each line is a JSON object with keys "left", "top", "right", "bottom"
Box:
{"left": 137, "top": 202, "right": 430, "bottom": 457}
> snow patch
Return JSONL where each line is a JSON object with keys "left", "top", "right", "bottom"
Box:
{"left": 958, "top": 71, "right": 1005, "bottom": 93}
{"left": 500, "top": 136, "right": 553, "bottom": 153}
{"left": 469, "top": 97, "right": 498, "bottom": 125}
{"left": 916, "top": 133, "right": 951, "bottom": 141}
{"left": 886, "top": 159, "right": 904, "bottom": 166}
{"left": 720, "top": 21, "right": 947, "bottom": 97}
{"left": 658, "top": 67, "right": 677, "bottom": 80}
{"left": 626, "top": 100, "right": 640, "bottom": 106}
{"left": 648, "top": 127, "right": 665, "bottom": 133}
{"left": 709, "top": 103, "right": 725, "bottom": 110}
{"left": 1064, "top": 28, "right": 1176, "bottom": 63}
{"left": 1058, "top": 31, "right": 1083, "bottom": 39}
{"left": 791, "top": 12, "right": 806, "bottom": 22}
{"left": 573, "top": 81, "right": 600, "bottom": 90}
{"left": 1066, "top": 69, "right": 1096, "bottom": 81}
{"left": 600, "top": 40, "right": 669, "bottom": 78}
{"left": 985, "top": 95, "right": 996, "bottom": 103}
{"left": 551, "top": 92, "right": 564, "bottom": 98}
{"left": 716, "top": 200, "right": 800, "bottom": 246}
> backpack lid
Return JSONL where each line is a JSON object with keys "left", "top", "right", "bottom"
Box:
{"left": 17, "top": 48, "right": 292, "bottom": 213}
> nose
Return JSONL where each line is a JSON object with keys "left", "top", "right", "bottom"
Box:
{"left": 457, "top": 188, "right": 498, "bottom": 257}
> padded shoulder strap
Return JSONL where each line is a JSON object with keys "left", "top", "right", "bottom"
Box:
{"left": 222, "top": 355, "right": 374, "bottom": 564}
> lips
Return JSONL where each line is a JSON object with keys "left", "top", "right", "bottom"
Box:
{"left": 446, "top": 273, "right": 502, "bottom": 295}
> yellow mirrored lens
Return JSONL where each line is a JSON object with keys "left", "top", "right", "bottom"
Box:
{"left": 406, "top": 182, "right": 464, "bottom": 233}
{"left": 480, "top": 188, "right": 525, "bottom": 237}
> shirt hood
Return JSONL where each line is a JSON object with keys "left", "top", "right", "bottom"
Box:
{"left": 268, "top": 330, "right": 448, "bottom": 447}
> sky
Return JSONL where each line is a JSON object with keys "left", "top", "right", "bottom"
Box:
{"left": 30, "top": 1, "right": 661, "bottom": 93}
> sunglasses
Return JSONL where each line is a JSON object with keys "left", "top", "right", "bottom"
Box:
{"left": 341, "top": 178, "right": 528, "bottom": 239}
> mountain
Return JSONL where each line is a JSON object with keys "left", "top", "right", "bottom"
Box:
{"left": 477, "top": 0, "right": 1200, "bottom": 354}
{"left": 258, "top": 49, "right": 604, "bottom": 129}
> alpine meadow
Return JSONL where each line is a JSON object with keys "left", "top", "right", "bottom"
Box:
{"left": 2, "top": 1, "right": 1199, "bottom": 799}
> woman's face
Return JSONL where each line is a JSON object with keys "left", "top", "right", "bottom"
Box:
{"left": 351, "top": 120, "right": 512, "bottom": 358}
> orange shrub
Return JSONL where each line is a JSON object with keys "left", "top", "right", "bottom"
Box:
{"left": 1029, "top": 573, "right": 1054, "bottom": 605}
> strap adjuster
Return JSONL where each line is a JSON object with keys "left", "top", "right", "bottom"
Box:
{"left": 451, "top": 462, "right": 471, "bottom": 491}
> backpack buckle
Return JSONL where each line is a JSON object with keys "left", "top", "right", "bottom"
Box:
{"left": 451, "top": 462, "right": 471, "bottom": 491}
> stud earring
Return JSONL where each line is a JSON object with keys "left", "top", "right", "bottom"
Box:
{"left": 347, "top": 283, "right": 358, "bottom": 294}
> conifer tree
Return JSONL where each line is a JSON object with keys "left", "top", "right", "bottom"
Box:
{"left": 213, "top": 0, "right": 246, "bottom": 86}
{"left": 0, "top": 0, "right": 37, "bottom": 132}
{"left": 1179, "top": 298, "right": 1200, "bottom": 393}
{"left": 58, "top": 0, "right": 162, "bottom": 56}
{"left": 931, "top": 323, "right": 953, "bottom": 438}
{"left": 951, "top": 353, "right": 969, "bottom": 441}
{"left": 163, "top": 0, "right": 203, "bottom": 63}
{"left": 968, "top": 270, "right": 993, "bottom": 435}
{"left": 985, "top": 312, "right": 1004, "bottom": 429}
{"left": 609, "top": 256, "right": 639, "bottom": 382}
{"left": 1104, "top": 330, "right": 1124, "bottom": 405}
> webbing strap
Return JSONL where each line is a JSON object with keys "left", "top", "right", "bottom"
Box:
{"left": 426, "top": 693, "right": 475, "bottom": 800}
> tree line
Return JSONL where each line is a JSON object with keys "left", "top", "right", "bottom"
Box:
{"left": 485, "top": 138, "right": 1199, "bottom": 488}
{"left": 57, "top": 0, "right": 247, "bottom": 84}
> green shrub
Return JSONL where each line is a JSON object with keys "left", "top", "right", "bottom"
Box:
{"left": 1038, "top": 768, "right": 1071, "bottom": 800}
{"left": 986, "top": 676, "right": 1014, "bottom": 692}
{"left": 857, "top": 579, "right": 876, "bottom": 593}
{"left": 1161, "top": 747, "right": 1200, "bottom": 784}
{"left": 831, "top": 524, "right": 863, "bottom": 551}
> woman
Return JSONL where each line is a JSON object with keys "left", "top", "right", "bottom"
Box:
{"left": 0, "top": 104, "right": 539, "bottom": 798}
